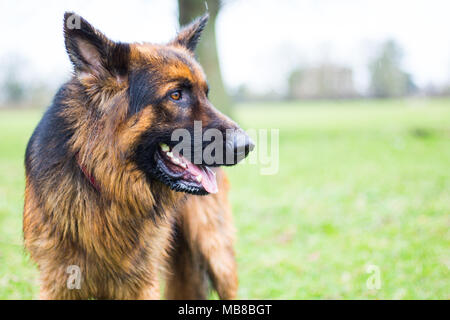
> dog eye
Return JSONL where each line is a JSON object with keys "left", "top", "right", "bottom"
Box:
{"left": 169, "top": 90, "right": 182, "bottom": 101}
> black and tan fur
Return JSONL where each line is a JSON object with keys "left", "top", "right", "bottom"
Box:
{"left": 23, "top": 12, "right": 248, "bottom": 299}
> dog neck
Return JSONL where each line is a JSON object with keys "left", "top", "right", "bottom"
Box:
{"left": 76, "top": 152, "right": 101, "bottom": 192}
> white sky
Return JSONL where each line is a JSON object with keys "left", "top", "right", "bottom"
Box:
{"left": 0, "top": 0, "right": 449, "bottom": 94}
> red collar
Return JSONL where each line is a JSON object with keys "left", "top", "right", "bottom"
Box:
{"left": 76, "top": 153, "right": 101, "bottom": 192}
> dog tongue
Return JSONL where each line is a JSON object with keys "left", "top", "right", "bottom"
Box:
{"left": 185, "top": 161, "right": 218, "bottom": 194}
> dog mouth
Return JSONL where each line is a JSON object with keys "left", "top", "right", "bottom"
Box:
{"left": 154, "top": 143, "right": 218, "bottom": 195}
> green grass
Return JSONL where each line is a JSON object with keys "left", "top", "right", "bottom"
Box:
{"left": 0, "top": 99, "right": 449, "bottom": 299}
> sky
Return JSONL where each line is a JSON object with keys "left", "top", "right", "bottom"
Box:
{"left": 0, "top": 0, "right": 449, "bottom": 94}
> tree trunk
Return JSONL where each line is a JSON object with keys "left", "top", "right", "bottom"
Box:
{"left": 178, "top": 0, "right": 232, "bottom": 116}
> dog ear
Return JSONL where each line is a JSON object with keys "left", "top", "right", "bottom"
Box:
{"left": 170, "top": 13, "right": 209, "bottom": 52}
{"left": 63, "top": 12, "right": 129, "bottom": 79}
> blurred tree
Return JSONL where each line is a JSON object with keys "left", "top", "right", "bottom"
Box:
{"left": 2, "top": 76, "right": 26, "bottom": 105}
{"left": 0, "top": 58, "right": 28, "bottom": 105}
{"left": 369, "top": 40, "right": 417, "bottom": 98}
{"left": 0, "top": 55, "right": 54, "bottom": 108}
{"left": 178, "top": 0, "right": 232, "bottom": 115}
{"left": 29, "top": 82, "right": 53, "bottom": 108}
{"left": 233, "top": 84, "right": 252, "bottom": 102}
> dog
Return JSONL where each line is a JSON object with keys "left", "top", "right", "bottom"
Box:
{"left": 23, "top": 12, "right": 254, "bottom": 299}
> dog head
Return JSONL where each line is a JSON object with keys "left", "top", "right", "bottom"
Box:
{"left": 63, "top": 12, "right": 254, "bottom": 196}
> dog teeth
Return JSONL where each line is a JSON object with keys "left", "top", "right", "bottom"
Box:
{"left": 163, "top": 148, "right": 188, "bottom": 169}
{"left": 160, "top": 143, "right": 170, "bottom": 152}
{"left": 195, "top": 175, "right": 202, "bottom": 182}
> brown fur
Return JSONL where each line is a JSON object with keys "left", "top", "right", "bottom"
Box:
{"left": 165, "top": 171, "right": 237, "bottom": 299}
{"left": 23, "top": 13, "right": 240, "bottom": 300}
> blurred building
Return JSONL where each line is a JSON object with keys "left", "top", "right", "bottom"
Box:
{"left": 288, "top": 64, "right": 357, "bottom": 100}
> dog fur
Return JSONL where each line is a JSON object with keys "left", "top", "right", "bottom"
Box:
{"left": 23, "top": 12, "right": 244, "bottom": 300}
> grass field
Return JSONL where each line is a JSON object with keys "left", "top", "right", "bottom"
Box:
{"left": 0, "top": 98, "right": 449, "bottom": 299}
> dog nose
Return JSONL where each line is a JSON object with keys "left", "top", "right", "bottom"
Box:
{"left": 234, "top": 132, "right": 255, "bottom": 154}
{"left": 229, "top": 130, "right": 255, "bottom": 164}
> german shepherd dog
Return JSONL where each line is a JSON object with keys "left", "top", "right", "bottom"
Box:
{"left": 23, "top": 12, "right": 254, "bottom": 300}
